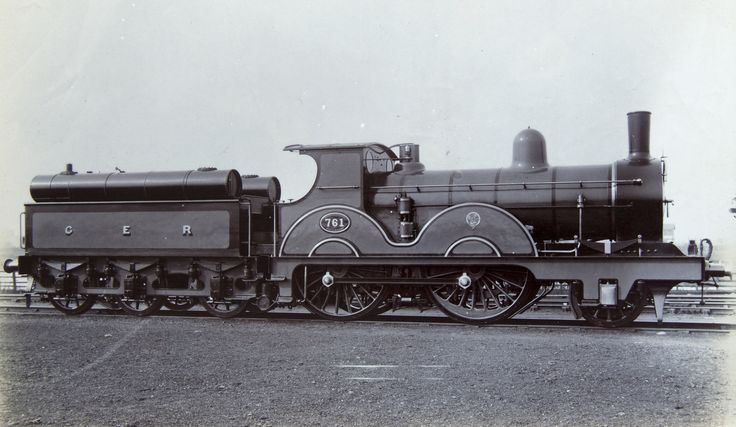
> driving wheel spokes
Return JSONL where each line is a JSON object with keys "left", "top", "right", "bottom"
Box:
{"left": 427, "top": 266, "right": 537, "bottom": 325}
{"left": 571, "top": 283, "right": 649, "bottom": 328}
{"left": 113, "top": 295, "right": 164, "bottom": 317}
{"left": 197, "top": 297, "right": 248, "bottom": 318}
{"left": 297, "top": 265, "right": 391, "bottom": 321}
{"left": 49, "top": 293, "right": 97, "bottom": 315}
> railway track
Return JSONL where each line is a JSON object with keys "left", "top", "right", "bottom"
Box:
{"left": 1, "top": 294, "right": 733, "bottom": 331}
{"left": 3, "top": 273, "right": 735, "bottom": 307}
{"left": 3, "top": 273, "right": 734, "bottom": 330}
{"left": 2, "top": 292, "right": 736, "bottom": 313}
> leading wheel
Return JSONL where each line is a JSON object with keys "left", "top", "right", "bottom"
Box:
{"left": 570, "top": 283, "right": 649, "bottom": 328}
{"left": 295, "top": 265, "right": 391, "bottom": 321}
{"left": 49, "top": 293, "right": 97, "bottom": 315}
{"left": 113, "top": 295, "right": 164, "bottom": 317}
{"left": 197, "top": 297, "right": 248, "bottom": 318}
{"left": 427, "top": 266, "right": 537, "bottom": 325}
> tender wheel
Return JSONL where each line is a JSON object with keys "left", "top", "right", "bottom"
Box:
{"left": 49, "top": 293, "right": 97, "bottom": 315}
{"left": 427, "top": 266, "right": 537, "bottom": 325}
{"left": 113, "top": 295, "right": 164, "bottom": 317}
{"left": 570, "top": 283, "right": 649, "bottom": 328}
{"left": 197, "top": 297, "right": 248, "bottom": 318}
{"left": 163, "top": 296, "right": 196, "bottom": 312}
{"left": 244, "top": 297, "right": 278, "bottom": 313}
{"left": 244, "top": 281, "right": 278, "bottom": 313}
{"left": 295, "top": 266, "right": 391, "bottom": 321}
{"left": 97, "top": 295, "right": 123, "bottom": 311}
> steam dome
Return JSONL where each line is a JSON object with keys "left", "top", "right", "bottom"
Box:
{"left": 511, "top": 128, "right": 549, "bottom": 171}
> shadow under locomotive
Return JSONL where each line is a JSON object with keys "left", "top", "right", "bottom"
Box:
{"left": 4, "top": 111, "right": 730, "bottom": 327}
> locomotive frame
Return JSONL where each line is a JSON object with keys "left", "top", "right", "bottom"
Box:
{"left": 4, "top": 111, "right": 726, "bottom": 326}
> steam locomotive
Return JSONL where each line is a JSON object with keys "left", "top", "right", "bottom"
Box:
{"left": 4, "top": 111, "right": 725, "bottom": 327}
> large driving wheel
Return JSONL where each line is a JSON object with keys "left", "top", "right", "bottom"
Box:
{"left": 49, "top": 293, "right": 97, "bottom": 315}
{"left": 113, "top": 295, "right": 164, "bottom": 317}
{"left": 427, "top": 266, "right": 537, "bottom": 325}
{"left": 197, "top": 297, "right": 248, "bottom": 318}
{"left": 295, "top": 265, "right": 391, "bottom": 321}
{"left": 570, "top": 283, "right": 649, "bottom": 328}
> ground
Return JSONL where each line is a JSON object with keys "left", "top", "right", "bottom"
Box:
{"left": 0, "top": 313, "right": 735, "bottom": 426}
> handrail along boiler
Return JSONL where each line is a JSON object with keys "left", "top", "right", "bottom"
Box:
{"left": 3, "top": 111, "right": 727, "bottom": 326}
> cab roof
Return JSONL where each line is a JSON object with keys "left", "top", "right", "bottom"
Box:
{"left": 283, "top": 143, "right": 392, "bottom": 152}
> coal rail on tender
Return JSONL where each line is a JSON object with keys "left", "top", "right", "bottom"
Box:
{"left": 3, "top": 111, "right": 730, "bottom": 327}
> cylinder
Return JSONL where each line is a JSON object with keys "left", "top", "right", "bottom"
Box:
{"left": 627, "top": 111, "right": 651, "bottom": 163}
{"left": 30, "top": 169, "right": 242, "bottom": 202}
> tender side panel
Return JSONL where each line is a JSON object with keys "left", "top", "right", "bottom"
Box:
{"left": 26, "top": 201, "right": 241, "bottom": 257}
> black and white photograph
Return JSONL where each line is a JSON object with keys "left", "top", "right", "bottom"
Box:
{"left": 1, "top": 1, "right": 735, "bottom": 425}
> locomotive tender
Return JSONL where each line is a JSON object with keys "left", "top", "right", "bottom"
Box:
{"left": 3, "top": 111, "right": 723, "bottom": 327}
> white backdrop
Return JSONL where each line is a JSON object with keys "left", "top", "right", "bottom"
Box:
{"left": 1, "top": 0, "right": 734, "bottom": 266}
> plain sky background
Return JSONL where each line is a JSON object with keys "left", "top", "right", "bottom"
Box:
{"left": 1, "top": 0, "right": 734, "bottom": 267}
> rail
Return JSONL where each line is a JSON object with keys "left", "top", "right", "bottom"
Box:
{"left": 0, "top": 298, "right": 733, "bottom": 331}
{"left": 0, "top": 272, "right": 30, "bottom": 293}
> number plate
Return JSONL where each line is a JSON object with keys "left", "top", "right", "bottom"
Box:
{"left": 319, "top": 212, "right": 351, "bottom": 234}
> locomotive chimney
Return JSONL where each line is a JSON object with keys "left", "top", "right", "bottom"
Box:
{"left": 627, "top": 111, "right": 651, "bottom": 164}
